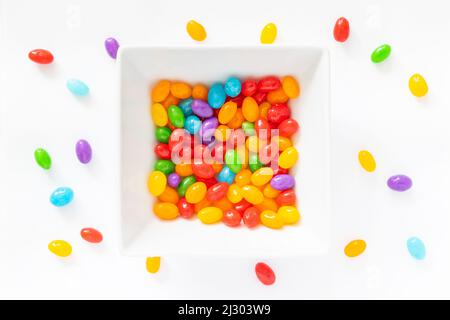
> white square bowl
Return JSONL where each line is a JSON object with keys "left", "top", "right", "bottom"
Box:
{"left": 118, "top": 46, "right": 330, "bottom": 257}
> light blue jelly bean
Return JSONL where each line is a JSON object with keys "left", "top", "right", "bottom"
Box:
{"left": 217, "top": 166, "right": 236, "bottom": 185}
{"left": 208, "top": 83, "right": 226, "bottom": 109}
{"left": 407, "top": 237, "right": 426, "bottom": 260}
{"left": 179, "top": 98, "right": 193, "bottom": 116}
{"left": 67, "top": 79, "right": 89, "bottom": 96}
{"left": 184, "top": 115, "right": 202, "bottom": 134}
{"left": 50, "top": 187, "right": 74, "bottom": 207}
{"left": 224, "top": 77, "right": 242, "bottom": 98}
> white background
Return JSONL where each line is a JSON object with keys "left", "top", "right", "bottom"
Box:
{"left": 1, "top": 0, "right": 450, "bottom": 299}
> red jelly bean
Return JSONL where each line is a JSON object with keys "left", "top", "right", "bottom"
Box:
{"left": 254, "top": 117, "right": 272, "bottom": 140}
{"left": 243, "top": 207, "right": 260, "bottom": 228}
{"left": 226, "top": 94, "right": 244, "bottom": 107}
{"left": 257, "top": 76, "right": 281, "bottom": 92}
{"left": 28, "top": 49, "right": 54, "bottom": 64}
{"left": 223, "top": 209, "right": 242, "bottom": 227}
{"left": 196, "top": 176, "right": 218, "bottom": 188}
{"left": 206, "top": 182, "right": 229, "bottom": 201}
{"left": 273, "top": 165, "right": 289, "bottom": 176}
{"left": 242, "top": 80, "right": 258, "bottom": 97}
{"left": 154, "top": 143, "right": 171, "bottom": 160}
{"left": 192, "top": 162, "right": 215, "bottom": 179}
{"left": 276, "top": 189, "right": 296, "bottom": 206}
{"left": 252, "top": 91, "right": 267, "bottom": 104}
{"left": 267, "top": 103, "right": 291, "bottom": 126}
{"left": 333, "top": 17, "right": 350, "bottom": 43}
{"left": 278, "top": 118, "right": 299, "bottom": 137}
{"left": 255, "top": 262, "right": 276, "bottom": 285}
{"left": 80, "top": 228, "right": 103, "bottom": 243}
{"left": 178, "top": 198, "right": 195, "bottom": 218}
{"left": 234, "top": 199, "right": 252, "bottom": 216}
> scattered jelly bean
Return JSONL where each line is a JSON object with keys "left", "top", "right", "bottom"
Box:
{"left": 387, "top": 174, "right": 412, "bottom": 192}
{"left": 278, "top": 206, "right": 300, "bottom": 224}
{"left": 267, "top": 103, "right": 291, "bottom": 125}
{"left": 225, "top": 150, "right": 242, "bottom": 174}
{"left": 260, "top": 23, "right": 277, "bottom": 44}
{"left": 344, "top": 239, "right": 366, "bottom": 258}
{"left": 409, "top": 73, "right": 428, "bottom": 97}
{"left": 241, "top": 185, "right": 264, "bottom": 205}
{"left": 28, "top": 49, "right": 54, "bottom": 64}
{"left": 177, "top": 175, "right": 197, "bottom": 197}
{"left": 258, "top": 76, "right": 281, "bottom": 93}
{"left": 224, "top": 77, "right": 242, "bottom": 98}
{"left": 158, "top": 186, "right": 179, "bottom": 204}
{"left": 358, "top": 150, "right": 376, "bottom": 172}
{"left": 104, "top": 37, "right": 120, "bottom": 59}
{"left": 206, "top": 182, "right": 229, "bottom": 202}
{"left": 167, "top": 105, "right": 185, "bottom": 128}
{"left": 146, "top": 257, "right": 161, "bottom": 274}
{"left": 75, "top": 139, "right": 92, "bottom": 164}
{"left": 192, "top": 99, "right": 214, "bottom": 118}
{"left": 186, "top": 20, "right": 207, "bottom": 41}
{"left": 155, "top": 159, "right": 175, "bottom": 175}
{"left": 67, "top": 79, "right": 89, "bottom": 96}
{"left": 185, "top": 182, "right": 207, "bottom": 204}
{"left": 153, "top": 202, "right": 179, "bottom": 220}
{"left": 34, "top": 148, "right": 52, "bottom": 170}
{"left": 48, "top": 240, "right": 72, "bottom": 258}
{"left": 407, "top": 237, "right": 426, "bottom": 260}
{"left": 281, "top": 76, "right": 300, "bottom": 99}
{"left": 148, "top": 171, "right": 167, "bottom": 196}
{"left": 178, "top": 198, "right": 195, "bottom": 218}
{"left": 278, "top": 118, "right": 299, "bottom": 137}
{"left": 80, "top": 228, "right": 103, "bottom": 243}
{"left": 179, "top": 98, "right": 194, "bottom": 116}
{"left": 249, "top": 153, "right": 263, "bottom": 172}
{"left": 198, "top": 207, "right": 223, "bottom": 224}
{"left": 171, "top": 82, "right": 192, "bottom": 99}
{"left": 278, "top": 147, "right": 298, "bottom": 169}
{"left": 276, "top": 189, "right": 296, "bottom": 206}
{"left": 251, "top": 167, "right": 274, "bottom": 186}
{"left": 167, "top": 173, "right": 181, "bottom": 188}
{"left": 243, "top": 207, "right": 260, "bottom": 228}
{"left": 255, "top": 262, "right": 276, "bottom": 285}
{"left": 50, "top": 187, "right": 74, "bottom": 207}
{"left": 152, "top": 80, "right": 171, "bottom": 102}
{"left": 270, "top": 174, "right": 295, "bottom": 191}
{"left": 217, "top": 166, "right": 236, "bottom": 185}
{"left": 155, "top": 127, "right": 172, "bottom": 143}
{"left": 371, "top": 44, "right": 391, "bottom": 63}
{"left": 218, "top": 101, "right": 237, "bottom": 124}
{"left": 260, "top": 210, "right": 284, "bottom": 229}
{"left": 223, "top": 209, "right": 242, "bottom": 227}
{"left": 333, "top": 17, "right": 350, "bottom": 42}
{"left": 242, "top": 97, "right": 259, "bottom": 122}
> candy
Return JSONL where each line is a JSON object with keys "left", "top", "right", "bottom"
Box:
{"left": 278, "top": 147, "right": 298, "bottom": 169}
{"left": 227, "top": 183, "right": 243, "bottom": 203}
{"left": 272, "top": 136, "right": 292, "bottom": 151}
{"left": 278, "top": 118, "right": 299, "bottom": 137}
{"left": 163, "top": 94, "right": 179, "bottom": 108}
{"left": 176, "top": 163, "right": 194, "bottom": 177}
{"left": 387, "top": 174, "right": 412, "bottom": 192}
{"left": 333, "top": 17, "right": 350, "bottom": 42}
{"left": 192, "top": 99, "right": 214, "bottom": 118}
{"left": 224, "top": 77, "right": 242, "bottom": 98}
{"left": 146, "top": 257, "right": 161, "bottom": 274}
{"left": 371, "top": 44, "right": 391, "bottom": 63}
{"left": 167, "top": 105, "right": 185, "bottom": 128}
{"left": 243, "top": 207, "right": 260, "bottom": 228}
{"left": 407, "top": 237, "right": 426, "bottom": 260}
{"left": 158, "top": 186, "right": 179, "bottom": 204}
{"left": 167, "top": 173, "right": 181, "bottom": 188}
{"left": 185, "top": 182, "right": 207, "bottom": 204}
{"left": 260, "top": 210, "right": 284, "bottom": 229}
{"left": 154, "top": 159, "right": 175, "bottom": 175}
{"left": 67, "top": 79, "right": 89, "bottom": 96}
{"left": 156, "top": 127, "right": 172, "bottom": 143}
{"left": 34, "top": 148, "right": 52, "bottom": 170}
{"left": 177, "top": 175, "right": 196, "bottom": 197}
{"left": 198, "top": 207, "right": 223, "bottom": 224}
{"left": 251, "top": 167, "right": 274, "bottom": 186}
{"left": 218, "top": 101, "right": 237, "bottom": 124}
{"left": 249, "top": 153, "right": 263, "bottom": 172}
{"left": 242, "top": 80, "right": 258, "bottom": 96}
{"left": 358, "top": 150, "right": 376, "bottom": 172}
{"left": 171, "top": 82, "right": 192, "bottom": 99}
{"left": 48, "top": 240, "right": 72, "bottom": 257}
{"left": 80, "top": 228, "right": 103, "bottom": 243}
{"left": 409, "top": 73, "right": 428, "bottom": 97}
{"left": 258, "top": 76, "right": 281, "bottom": 92}
{"left": 184, "top": 115, "right": 201, "bottom": 135}
{"left": 255, "top": 197, "right": 278, "bottom": 212}
{"left": 255, "top": 262, "right": 275, "bottom": 285}
{"left": 50, "top": 187, "right": 74, "bottom": 207}
{"left": 217, "top": 166, "right": 236, "bottom": 184}
{"left": 275, "top": 189, "right": 296, "bottom": 206}
{"left": 260, "top": 23, "right": 277, "bottom": 44}
{"left": 178, "top": 198, "right": 195, "bottom": 218}
{"left": 223, "top": 209, "right": 242, "bottom": 227}
{"left": 208, "top": 83, "right": 226, "bottom": 109}
{"left": 152, "top": 80, "right": 171, "bottom": 102}
{"left": 213, "top": 197, "right": 233, "bottom": 211}
{"left": 263, "top": 184, "right": 280, "bottom": 199}
{"left": 225, "top": 149, "right": 242, "bottom": 174}
{"left": 267, "top": 103, "right": 291, "bottom": 125}
{"left": 155, "top": 143, "right": 171, "bottom": 160}
{"left": 206, "top": 182, "right": 229, "bottom": 201}
{"left": 147, "top": 171, "right": 167, "bottom": 196}
{"left": 104, "top": 37, "right": 120, "bottom": 59}
{"left": 281, "top": 76, "right": 300, "bottom": 99}
{"left": 186, "top": 20, "right": 207, "bottom": 41}
{"left": 235, "top": 169, "right": 252, "bottom": 187}
{"left": 344, "top": 239, "right": 366, "bottom": 258}
{"left": 227, "top": 108, "right": 244, "bottom": 129}
{"left": 192, "top": 84, "right": 208, "bottom": 100}
{"left": 75, "top": 139, "right": 92, "bottom": 164}
{"left": 241, "top": 185, "right": 264, "bottom": 204}
{"left": 267, "top": 87, "right": 289, "bottom": 104}
{"left": 153, "top": 202, "right": 179, "bottom": 220}
{"left": 242, "top": 97, "right": 259, "bottom": 122}
{"left": 151, "top": 103, "right": 168, "bottom": 127}
{"left": 253, "top": 91, "right": 267, "bottom": 104}
{"left": 270, "top": 174, "right": 295, "bottom": 191}
{"left": 29, "top": 49, "right": 54, "bottom": 64}
{"left": 179, "top": 98, "right": 194, "bottom": 116}
{"left": 254, "top": 118, "right": 271, "bottom": 140}
{"left": 242, "top": 121, "right": 255, "bottom": 136}
{"left": 200, "top": 117, "right": 219, "bottom": 141}
{"left": 215, "top": 125, "right": 230, "bottom": 141}
{"left": 192, "top": 162, "right": 215, "bottom": 179}
{"left": 278, "top": 206, "right": 300, "bottom": 224}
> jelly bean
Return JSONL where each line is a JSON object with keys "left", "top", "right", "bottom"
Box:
{"left": 178, "top": 198, "right": 195, "bottom": 218}
{"left": 155, "top": 159, "right": 175, "bottom": 175}
{"left": 281, "top": 76, "right": 300, "bottom": 99}
{"left": 234, "top": 169, "right": 252, "bottom": 187}
{"left": 67, "top": 79, "right": 89, "bottom": 96}
{"left": 242, "top": 97, "right": 259, "bottom": 122}
{"left": 224, "top": 77, "right": 242, "bottom": 98}
{"left": 153, "top": 202, "right": 179, "bottom": 220}
{"left": 242, "top": 80, "right": 258, "bottom": 96}
{"left": 156, "top": 127, "right": 172, "bottom": 143}
{"left": 215, "top": 125, "right": 231, "bottom": 142}
{"left": 258, "top": 76, "right": 281, "bottom": 93}
{"left": 241, "top": 185, "right": 264, "bottom": 204}
{"left": 50, "top": 187, "right": 74, "bottom": 207}
{"left": 148, "top": 171, "right": 167, "bottom": 196}
{"left": 234, "top": 199, "right": 252, "bottom": 215}
{"left": 409, "top": 73, "right": 428, "bottom": 97}
{"left": 162, "top": 94, "right": 180, "bottom": 108}
{"left": 260, "top": 23, "right": 277, "bottom": 44}
{"left": 260, "top": 210, "right": 284, "bottom": 229}
{"left": 192, "top": 162, "right": 215, "bottom": 179}
{"left": 48, "top": 240, "right": 72, "bottom": 258}
{"left": 248, "top": 154, "right": 263, "bottom": 173}
{"left": 344, "top": 239, "right": 366, "bottom": 258}
{"left": 225, "top": 149, "right": 242, "bottom": 174}
{"left": 104, "top": 37, "right": 120, "bottom": 59}
{"left": 227, "top": 183, "right": 243, "bottom": 203}
{"left": 212, "top": 162, "right": 223, "bottom": 173}
{"left": 80, "top": 228, "right": 103, "bottom": 243}
{"left": 192, "top": 84, "right": 208, "bottom": 100}
{"left": 227, "top": 94, "right": 244, "bottom": 107}
{"left": 185, "top": 182, "right": 207, "bottom": 204}
{"left": 272, "top": 164, "right": 289, "bottom": 176}
{"left": 278, "top": 206, "right": 300, "bottom": 224}
{"left": 227, "top": 108, "right": 244, "bottom": 129}
{"left": 184, "top": 115, "right": 201, "bottom": 134}
{"left": 208, "top": 83, "right": 226, "bottom": 109}
{"left": 178, "top": 98, "right": 193, "bottom": 116}
{"left": 29, "top": 49, "right": 54, "bottom": 64}
{"left": 176, "top": 163, "right": 194, "bottom": 177}
{"left": 213, "top": 197, "right": 233, "bottom": 212}
{"left": 387, "top": 174, "right": 412, "bottom": 192}
{"left": 263, "top": 184, "right": 280, "bottom": 199}
{"left": 167, "top": 173, "right": 181, "bottom": 188}
{"left": 218, "top": 101, "right": 237, "bottom": 124}
{"left": 278, "top": 118, "right": 299, "bottom": 137}
{"left": 254, "top": 118, "right": 271, "bottom": 140}
{"left": 192, "top": 99, "right": 214, "bottom": 118}
{"left": 76, "top": 139, "right": 92, "bottom": 164}
{"left": 251, "top": 167, "right": 274, "bottom": 186}
{"left": 34, "top": 148, "right": 51, "bottom": 170}
{"left": 206, "top": 182, "right": 229, "bottom": 201}
{"left": 267, "top": 103, "right": 291, "bottom": 125}
{"left": 158, "top": 186, "right": 179, "bottom": 204}
{"left": 278, "top": 147, "right": 298, "bottom": 169}
{"left": 267, "top": 87, "right": 289, "bottom": 104}
{"left": 358, "top": 150, "right": 376, "bottom": 172}
{"left": 259, "top": 102, "right": 270, "bottom": 119}
{"left": 407, "top": 237, "right": 426, "bottom": 260}
{"left": 275, "top": 189, "right": 296, "bottom": 206}
{"left": 154, "top": 143, "right": 171, "bottom": 160}
{"left": 274, "top": 136, "right": 292, "bottom": 152}
{"left": 152, "top": 80, "right": 171, "bottom": 102}
{"left": 146, "top": 257, "right": 161, "bottom": 274}
{"left": 217, "top": 166, "right": 236, "bottom": 185}
{"left": 223, "top": 209, "right": 242, "bottom": 227}
{"left": 201, "top": 117, "right": 219, "bottom": 141}
{"left": 151, "top": 103, "right": 168, "bottom": 127}
{"left": 177, "top": 175, "right": 196, "bottom": 197}
{"left": 371, "top": 44, "right": 391, "bottom": 63}
{"left": 242, "top": 121, "right": 255, "bottom": 136}
{"left": 198, "top": 207, "right": 223, "bottom": 224}
{"left": 167, "top": 105, "right": 185, "bottom": 128}
{"left": 195, "top": 197, "right": 212, "bottom": 212}
{"left": 171, "top": 82, "right": 192, "bottom": 99}
{"left": 333, "top": 17, "right": 350, "bottom": 42}
{"left": 255, "top": 197, "right": 279, "bottom": 212}
{"left": 186, "top": 20, "right": 207, "bottom": 41}
{"left": 255, "top": 262, "right": 275, "bottom": 285}
{"left": 253, "top": 91, "right": 267, "bottom": 104}
{"left": 243, "top": 207, "right": 260, "bottom": 228}
{"left": 270, "top": 174, "right": 295, "bottom": 191}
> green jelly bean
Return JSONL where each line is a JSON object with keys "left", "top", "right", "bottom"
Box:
{"left": 371, "top": 44, "right": 391, "bottom": 63}
{"left": 156, "top": 127, "right": 171, "bottom": 143}
{"left": 34, "top": 148, "right": 52, "bottom": 170}
{"left": 249, "top": 153, "right": 263, "bottom": 172}
{"left": 242, "top": 121, "right": 255, "bottom": 136}
{"left": 225, "top": 149, "right": 242, "bottom": 174}
{"left": 154, "top": 159, "right": 175, "bottom": 175}
{"left": 177, "top": 175, "right": 197, "bottom": 197}
{"left": 167, "top": 105, "right": 185, "bottom": 128}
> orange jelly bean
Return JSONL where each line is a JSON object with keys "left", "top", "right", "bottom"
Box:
{"left": 218, "top": 101, "right": 238, "bottom": 124}
{"left": 227, "top": 108, "right": 244, "bottom": 129}
{"left": 170, "top": 82, "right": 192, "bottom": 99}
{"left": 263, "top": 184, "right": 281, "bottom": 199}
{"left": 256, "top": 198, "right": 279, "bottom": 212}
{"left": 242, "top": 97, "right": 259, "bottom": 122}
{"left": 176, "top": 163, "right": 193, "bottom": 177}
{"left": 195, "top": 198, "right": 212, "bottom": 212}
{"left": 158, "top": 186, "right": 179, "bottom": 204}
{"left": 235, "top": 169, "right": 252, "bottom": 187}
{"left": 213, "top": 197, "right": 233, "bottom": 212}
{"left": 215, "top": 125, "right": 231, "bottom": 142}
{"left": 259, "top": 102, "right": 271, "bottom": 119}
{"left": 267, "top": 87, "right": 289, "bottom": 104}
{"left": 344, "top": 240, "right": 367, "bottom": 258}
{"left": 162, "top": 94, "right": 180, "bottom": 108}
{"left": 152, "top": 80, "right": 171, "bottom": 102}
{"left": 192, "top": 84, "right": 208, "bottom": 100}
{"left": 282, "top": 76, "right": 300, "bottom": 98}
{"left": 153, "top": 202, "right": 179, "bottom": 220}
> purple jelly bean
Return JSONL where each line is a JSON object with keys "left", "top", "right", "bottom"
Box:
{"left": 192, "top": 99, "right": 213, "bottom": 118}
{"left": 387, "top": 174, "right": 412, "bottom": 192}
{"left": 167, "top": 173, "right": 181, "bottom": 188}
{"left": 76, "top": 139, "right": 92, "bottom": 164}
{"left": 270, "top": 174, "right": 295, "bottom": 191}
{"left": 104, "top": 37, "right": 120, "bottom": 59}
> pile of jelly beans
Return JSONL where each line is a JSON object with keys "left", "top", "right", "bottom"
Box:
{"left": 148, "top": 75, "right": 301, "bottom": 229}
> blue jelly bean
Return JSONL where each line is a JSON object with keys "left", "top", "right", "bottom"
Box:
{"left": 224, "top": 77, "right": 242, "bottom": 98}
{"left": 50, "top": 187, "right": 74, "bottom": 207}
{"left": 179, "top": 98, "right": 193, "bottom": 116}
{"left": 184, "top": 115, "right": 202, "bottom": 134}
{"left": 217, "top": 166, "right": 236, "bottom": 185}
{"left": 407, "top": 237, "right": 426, "bottom": 260}
{"left": 67, "top": 79, "right": 89, "bottom": 96}
{"left": 208, "top": 83, "right": 226, "bottom": 109}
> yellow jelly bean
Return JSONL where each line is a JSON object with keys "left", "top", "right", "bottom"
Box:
{"left": 358, "top": 150, "right": 376, "bottom": 172}
{"left": 215, "top": 125, "right": 231, "bottom": 142}
{"left": 227, "top": 109, "right": 244, "bottom": 129}
{"left": 251, "top": 167, "right": 274, "bottom": 186}
{"left": 260, "top": 23, "right": 277, "bottom": 44}
{"left": 148, "top": 171, "right": 167, "bottom": 196}
{"left": 242, "top": 97, "right": 259, "bottom": 122}
{"left": 198, "top": 207, "right": 223, "bottom": 224}
{"left": 259, "top": 102, "right": 270, "bottom": 119}
{"left": 282, "top": 76, "right": 300, "bottom": 99}
{"left": 186, "top": 20, "right": 207, "bottom": 41}
{"left": 170, "top": 82, "right": 192, "bottom": 99}
{"left": 227, "top": 183, "right": 243, "bottom": 203}
{"left": 48, "top": 240, "right": 72, "bottom": 258}
{"left": 146, "top": 257, "right": 161, "bottom": 274}
{"left": 409, "top": 73, "right": 428, "bottom": 97}
{"left": 263, "top": 184, "right": 280, "bottom": 198}
{"left": 235, "top": 169, "right": 252, "bottom": 187}
{"left": 256, "top": 198, "right": 279, "bottom": 212}
{"left": 267, "top": 87, "right": 289, "bottom": 104}
{"left": 260, "top": 210, "right": 284, "bottom": 229}
{"left": 218, "top": 101, "right": 237, "bottom": 124}
{"left": 344, "top": 239, "right": 366, "bottom": 258}
{"left": 278, "top": 147, "right": 299, "bottom": 169}
{"left": 278, "top": 206, "right": 300, "bottom": 224}
{"left": 192, "top": 84, "right": 208, "bottom": 100}
{"left": 185, "top": 182, "right": 207, "bottom": 204}
{"left": 246, "top": 136, "right": 260, "bottom": 153}
{"left": 151, "top": 80, "right": 171, "bottom": 102}
{"left": 153, "top": 202, "right": 179, "bottom": 220}
{"left": 158, "top": 186, "right": 179, "bottom": 204}
{"left": 241, "top": 185, "right": 264, "bottom": 204}
{"left": 272, "top": 136, "right": 292, "bottom": 152}
{"left": 151, "top": 103, "right": 168, "bottom": 127}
